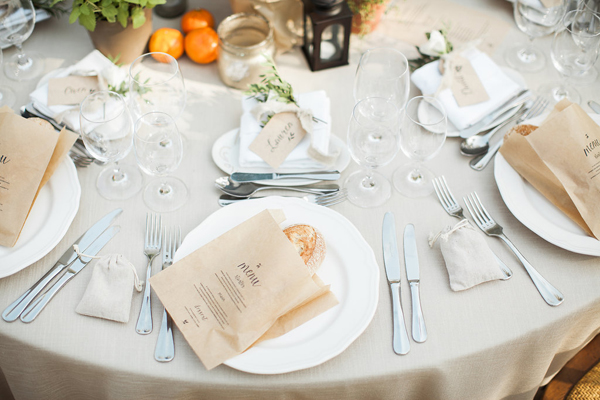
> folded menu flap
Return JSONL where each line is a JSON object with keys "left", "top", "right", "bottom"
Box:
{"left": 39, "top": 127, "right": 78, "bottom": 189}
{"left": 500, "top": 124, "right": 593, "bottom": 237}
{"left": 0, "top": 112, "right": 60, "bottom": 247}
{"left": 525, "top": 102, "right": 600, "bottom": 239}
{"left": 149, "top": 209, "right": 331, "bottom": 370}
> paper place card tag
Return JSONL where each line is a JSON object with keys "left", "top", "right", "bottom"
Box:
{"left": 47, "top": 76, "right": 100, "bottom": 106}
{"left": 249, "top": 112, "right": 307, "bottom": 169}
{"left": 450, "top": 55, "right": 490, "bottom": 108}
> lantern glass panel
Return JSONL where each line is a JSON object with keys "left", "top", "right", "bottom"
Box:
{"left": 319, "top": 23, "right": 344, "bottom": 62}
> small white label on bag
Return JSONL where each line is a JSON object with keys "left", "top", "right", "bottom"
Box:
{"left": 450, "top": 55, "right": 490, "bottom": 107}
{"left": 249, "top": 112, "right": 307, "bottom": 169}
{"left": 47, "top": 76, "right": 100, "bottom": 106}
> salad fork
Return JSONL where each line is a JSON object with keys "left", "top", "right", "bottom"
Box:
{"left": 463, "top": 192, "right": 564, "bottom": 307}
{"left": 136, "top": 213, "right": 162, "bottom": 335}
{"left": 155, "top": 226, "right": 180, "bottom": 362}
{"left": 470, "top": 96, "right": 549, "bottom": 171}
{"left": 432, "top": 176, "right": 512, "bottom": 280}
{"left": 218, "top": 189, "right": 348, "bottom": 207}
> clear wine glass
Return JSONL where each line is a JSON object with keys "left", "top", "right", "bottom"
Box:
{"left": 393, "top": 96, "right": 446, "bottom": 198}
{"left": 505, "top": 0, "right": 567, "bottom": 72}
{"left": 354, "top": 47, "right": 410, "bottom": 111}
{"left": 128, "top": 53, "right": 186, "bottom": 121}
{"left": 0, "top": 48, "right": 15, "bottom": 107}
{"left": 134, "top": 112, "right": 188, "bottom": 213}
{"left": 0, "top": 0, "right": 44, "bottom": 81}
{"left": 571, "top": 0, "right": 600, "bottom": 82}
{"left": 345, "top": 97, "right": 400, "bottom": 208}
{"left": 539, "top": 10, "right": 600, "bottom": 104}
{"left": 80, "top": 90, "right": 143, "bottom": 200}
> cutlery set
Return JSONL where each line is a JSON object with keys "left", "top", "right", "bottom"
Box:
{"left": 433, "top": 176, "right": 564, "bottom": 307}
{"left": 382, "top": 212, "right": 427, "bottom": 355}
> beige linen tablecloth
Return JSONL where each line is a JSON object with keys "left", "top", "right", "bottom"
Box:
{"left": 1, "top": 1, "right": 600, "bottom": 399}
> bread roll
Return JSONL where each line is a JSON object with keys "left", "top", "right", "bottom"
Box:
{"left": 283, "top": 224, "right": 326, "bottom": 275}
{"left": 511, "top": 124, "right": 537, "bottom": 136}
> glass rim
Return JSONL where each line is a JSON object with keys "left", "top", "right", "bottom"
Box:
{"left": 129, "top": 52, "right": 181, "bottom": 87}
{"left": 80, "top": 90, "right": 127, "bottom": 124}
{"left": 134, "top": 111, "right": 178, "bottom": 142}
{"left": 562, "top": 9, "right": 600, "bottom": 36}
{"left": 357, "top": 47, "right": 409, "bottom": 79}
{"left": 351, "top": 97, "right": 399, "bottom": 127}
{"left": 217, "top": 13, "right": 273, "bottom": 52}
{"left": 405, "top": 96, "right": 447, "bottom": 127}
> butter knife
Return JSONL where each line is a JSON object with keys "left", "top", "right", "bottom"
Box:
{"left": 404, "top": 224, "right": 427, "bottom": 343}
{"left": 589, "top": 100, "right": 600, "bottom": 115}
{"left": 20, "top": 226, "right": 120, "bottom": 323}
{"left": 230, "top": 171, "right": 340, "bottom": 182}
{"left": 2, "top": 208, "right": 123, "bottom": 322}
{"left": 382, "top": 212, "right": 410, "bottom": 355}
{"left": 459, "top": 89, "right": 531, "bottom": 138}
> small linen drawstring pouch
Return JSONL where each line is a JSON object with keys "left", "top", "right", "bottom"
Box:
{"left": 74, "top": 246, "right": 143, "bottom": 323}
{"left": 429, "top": 220, "right": 505, "bottom": 291}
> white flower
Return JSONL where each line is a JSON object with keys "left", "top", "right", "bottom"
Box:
{"left": 419, "top": 30, "right": 448, "bottom": 57}
{"left": 100, "top": 65, "right": 128, "bottom": 88}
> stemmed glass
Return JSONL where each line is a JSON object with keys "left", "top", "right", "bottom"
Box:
{"left": 80, "top": 91, "right": 143, "bottom": 200}
{"left": 0, "top": 48, "right": 15, "bottom": 107}
{"left": 0, "top": 0, "right": 44, "bottom": 81}
{"left": 393, "top": 96, "right": 446, "bottom": 198}
{"left": 134, "top": 112, "right": 188, "bottom": 213}
{"left": 128, "top": 53, "right": 186, "bottom": 121}
{"left": 354, "top": 47, "right": 410, "bottom": 111}
{"left": 345, "top": 97, "right": 400, "bottom": 208}
{"left": 505, "top": 0, "right": 567, "bottom": 72}
{"left": 539, "top": 10, "right": 600, "bottom": 104}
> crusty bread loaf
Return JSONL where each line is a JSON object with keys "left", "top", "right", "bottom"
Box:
{"left": 511, "top": 124, "right": 537, "bottom": 136}
{"left": 283, "top": 224, "right": 326, "bottom": 276}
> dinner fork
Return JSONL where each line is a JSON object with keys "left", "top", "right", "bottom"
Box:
{"left": 463, "top": 192, "right": 564, "bottom": 307}
{"left": 68, "top": 150, "right": 94, "bottom": 168}
{"left": 155, "top": 226, "right": 179, "bottom": 362}
{"left": 217, "top": 189, "right": 348, "bottom": 207}
{"left": 470, "top": 96, "right": 549, "bottom": 171}
{"left": 432, "top": 176, "right": 512, "bottom": 280}
{"left": 136, "top": 213, "right": 162, "bottom": 335}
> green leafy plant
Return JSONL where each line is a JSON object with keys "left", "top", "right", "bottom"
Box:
{"left": 51, "top": 0, "right": 165, "bottom": 32}
{"left": 346, "top": 0, "right": 387, "bottom": 36}
{"left": 33, "top": 0, "right": 68, "bottom": 18}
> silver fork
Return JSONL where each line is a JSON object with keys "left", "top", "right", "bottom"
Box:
{"left": 136, "top": 213, "right": 162, "bottom": 334}
{"left": 463, "top": 192, "right": 564, "bottom": 307}
{"left": 432, "top": 176, "right": 512, "bottom": 280}
{"left": 155, "top": 226, "right": 180, "bottom": 362}
{"left": 470, "top": 96, "right": 549, "bottom": 171}
{"left": 68, "top": 150, "right": 94, "bottom": 168}
{"left": 217, "top": 189, "right": 348, "bottom": 207}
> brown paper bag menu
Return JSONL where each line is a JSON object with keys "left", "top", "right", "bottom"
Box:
{"left": 150, "top": 209, "right": 336, "bottom": 370}
{"left": 500, "top": 100, "right": 600, "bottom": 239}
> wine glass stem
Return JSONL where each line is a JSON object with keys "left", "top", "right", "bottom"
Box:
{"left": 14, "top": 44, "right": 29, "bottom": 67}
{"left": 409, "top": 164, "right": 423, "bottom": 183}
{"left": 159, "top": 180, "right": 172, "bottom": 196}
{"left": 362, "top": 168, "right": 376, "bottom": 189}
{"left": 111, "top": 163, "right": 126, "bottom": 183}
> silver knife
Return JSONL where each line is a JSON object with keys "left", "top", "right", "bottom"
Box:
{"left": 230, "top": 171, "right": 341, "bottom": 182}
{"left": 404, "top": 224, "right": 427, "bottom": 343}
{"left": 589, "top": 100, "right": 600, "bottom": 115}
{"left": 2, "top": 208, "right": 123, "bottom": 322}
{"left": 459, "top": 90, "right": 532, "bottom": 138}
{"left": 20, "top": 226, "right": 120, "bottom": 323}
{"left": 155, "top": 227, "right": 179, "bottom": 362}
{"left": 382, "top": 212, "right": 410, "bottom": 355}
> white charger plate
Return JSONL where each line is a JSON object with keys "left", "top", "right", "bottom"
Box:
{"left": 212, "top": 129, "right": 351, "bottom": 186}
{"left": 0, "top": 157, "right": 81, "bottom": 278}
{"left": 494, "top": 113, "right": 600, "bottom": 256}
{"left": 174, "top": 197, "right": 379, "bottom": 374}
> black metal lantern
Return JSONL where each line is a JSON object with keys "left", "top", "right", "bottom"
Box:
{"left": 302, "top": 0, "right": 352, "bottom": 71}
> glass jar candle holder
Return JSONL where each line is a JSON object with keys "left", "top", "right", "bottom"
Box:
{"left": 217, "top": 13, "right": 276, "bottom": 90}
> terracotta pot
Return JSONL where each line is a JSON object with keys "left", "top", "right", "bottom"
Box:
{"left": 87, "top": 9, "right": 153, "bottom": 64}
{"left": 350, "top": 1, "right": 387, "bottom": 35}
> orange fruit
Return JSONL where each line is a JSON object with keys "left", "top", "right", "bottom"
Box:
{"left": 184, "top": 27, "right": 219, "bottom": 64}
{"left": 149, "top": 28, "right": 184, "bottom": 62}
{"left": 181, "top": 9, "right": 215, "bottom": 34}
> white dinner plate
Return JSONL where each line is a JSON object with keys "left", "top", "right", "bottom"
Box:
{"left": 494, "top": 113, "right": 600, "bottom": 256}
{"left": 174, "top": 197, "right": 379, "bottom": 374}
{"left": 444, "top": 67, "right": 527, "bottom": 137}
{"left": 0, "top": 157, "right": 81, "bottom": 278}
{"left": 212, "top": 129, "right": 351, "bottom": 186}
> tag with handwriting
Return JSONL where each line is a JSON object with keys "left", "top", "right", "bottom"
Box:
{"left": 249, "top": 112, "right": 307, "bottom": 169}
{"left": 450, "top": 55, "right": 490, "bottom": 107}
{"left": 47, "top": 76, "right": 99, "bottom": 106}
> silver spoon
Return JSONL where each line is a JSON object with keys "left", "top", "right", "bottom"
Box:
{"left": 460, "top": 102, "right": 530, "bottom": 156}
{"left": 215, "top": 176, "right": 339, "bottom": 198}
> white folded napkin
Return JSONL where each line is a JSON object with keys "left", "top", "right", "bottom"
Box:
{"left": 238, "top": 90, "right": 331, "bottom": 170}
{"left": 411, "top": 48, "right": 523, "bottom": 131}
{"left": 29, "top": 50, "right": 123, "bottom": 132}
